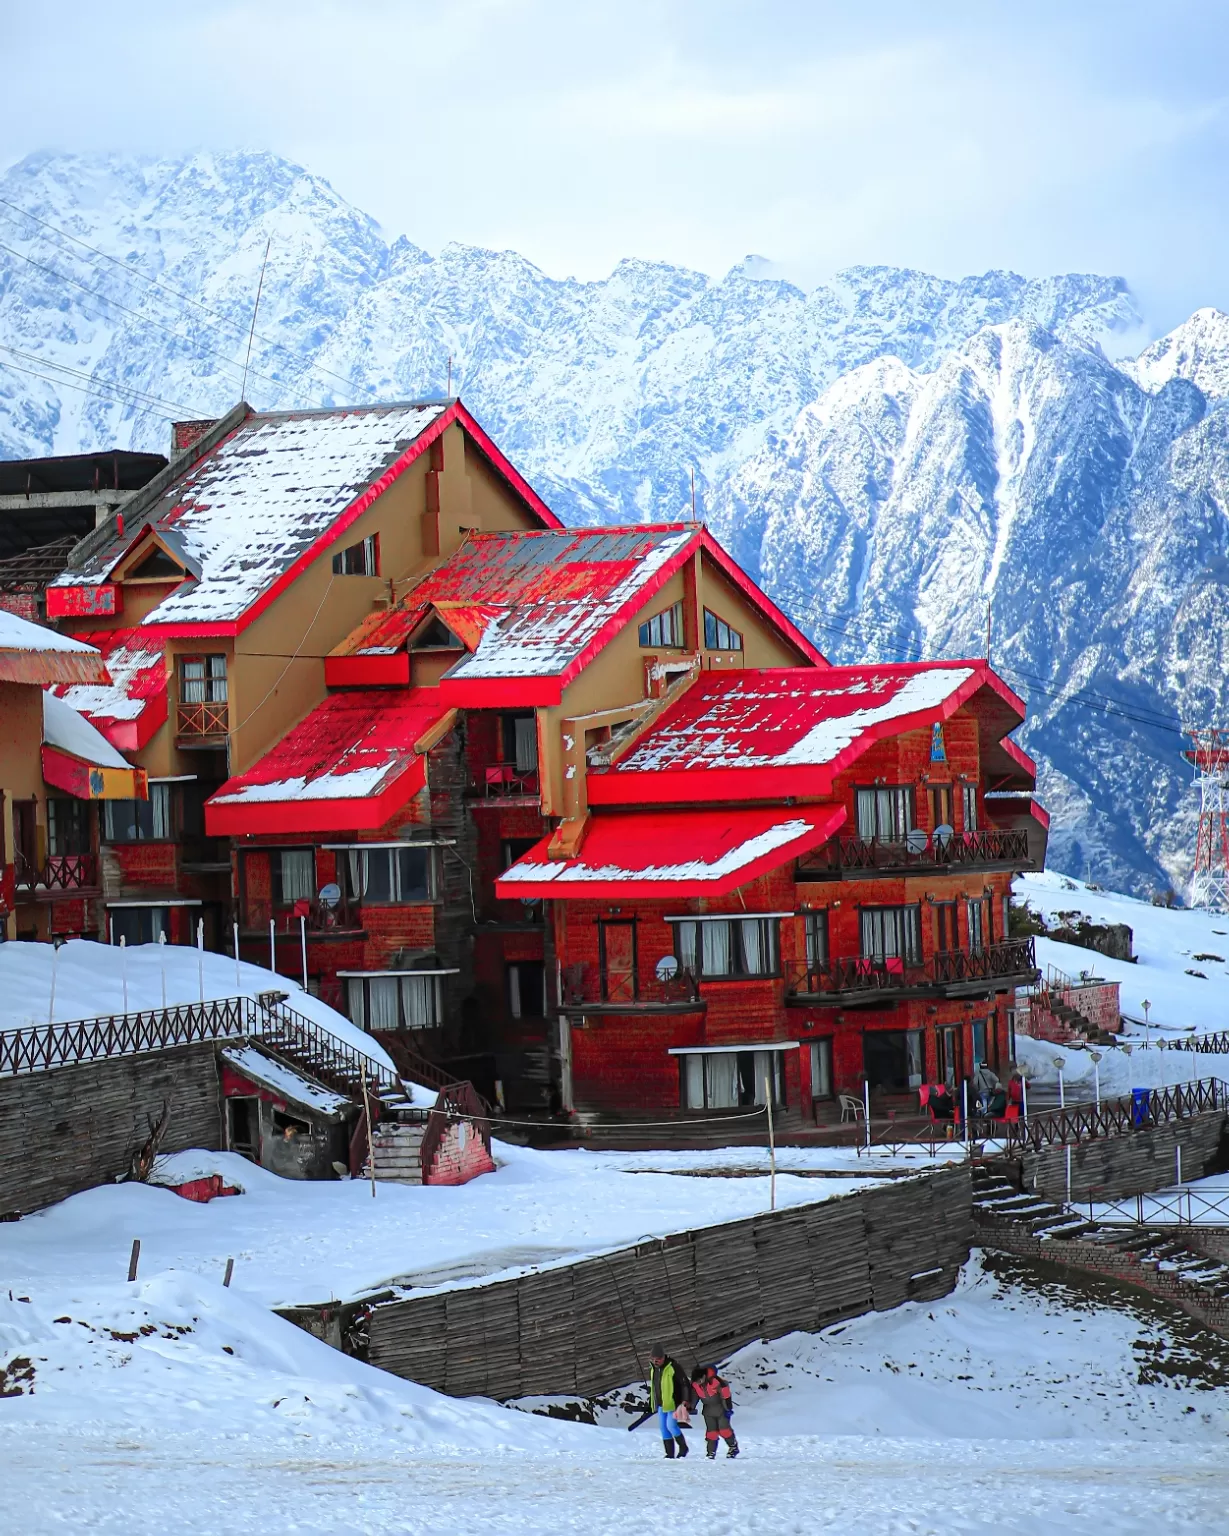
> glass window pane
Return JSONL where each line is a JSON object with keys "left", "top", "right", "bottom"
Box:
{"left": 856, "top": 789, "right": 876, "bottom": 840}
{"left": 684, "top": 1055, "right": 704, "bottom": 1108}
{"left": 401, "top": 974, "right": 440, "bottom": 1026}
{"left": 805, "top": 911, "right": 828, "bottom": 969}
{"left": 705, "top": 1053, "right": 738, "bottom": 1107}
{"left": 393, "top": 847, "right": 431, "bottom": 902}
{"left": 811, "top": 1039, "right": 833, "bottom": 1098}
{"left": 676, "top": 922, "right": 697, "bottom": 973}
{"left": 702, "top": 921, "right": 732, "bottom": 975}
{"left": 513, "top": 717, "right": 538, "bottom": 773}
{"left": 347, "top": 978, "right": 367, "bottom": 1028}
{"left": 907, "top": 1030, "right": 924, "bottom": 1088}
{"left": 346, "top": 850, "right": 369, "bottom": 900}
{"left": 364, "top": 851, "right": 394, "bottom": 904}
{"left": 739, "top": 919, "right": 762, "bottom": 974}
{"left": 278, "top": 850, "right": 315, "bottom": 904}
{"left": 368, "top": 978, "right": 399, "bottom": 1028}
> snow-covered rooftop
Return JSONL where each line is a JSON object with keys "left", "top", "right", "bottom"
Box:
{"left": 0, "top": 608, "right": 107, "bottom": 685}
{"left": 54, "top": 403, "right": 449, "bottom": 626}
{"left": 42, "top": 690, "right": 130, "bottom": 770}
{"left": 221, "top": 1044, "right": 351, "bottom": 1118}
{"left": 496, "top": 805, "right": 844, "bottom": 899}
{"left": 49, "top": 628, "right": 168, "bottom": 750}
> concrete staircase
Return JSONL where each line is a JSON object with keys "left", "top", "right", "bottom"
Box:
{"left": 972, "top": 1162, "right": 1229, "bottom": 1307}
{"left": 365, "top": 1122, "right": 428, "bottom": 1185}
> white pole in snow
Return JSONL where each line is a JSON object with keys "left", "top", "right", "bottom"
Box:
{"left": 159, "top": 930, "right": 167, "bottom": 1009}
{"left": 120, "top": 935, "right": 128, "bottom": 1015}
{"left": 1065, "top": 1144, "right": 1072, "bottom": 1206}
{"left": 1021, "top": 1074, "right": 1029, "bottom": 1124}
{"left": 765, "top": 1074, "right": 776, "bottom": 1212}
{"left": 197, "top": 919, "right": 205, "bottom": 1003}
{"left": 962, "top": 1078, "right": 970, "bottom": 1149}
{"left": 863, "top": 1079, "right": 871, "bottom": 1152}
{"left": 48, "top": 940, "right": 58, "bottom": 1025}
{"left": 233, "top": 922, "right": 241, "bottom": 992}
{"left": 299, "top": 915, "right": 308, "bottom": 992}
{"left": 1177, "top": 1145, "right": 1183, "bottom": 1186}
{"left": 269, "top": 918, "right": 276, "bottom": 976}
{"left": 359, "top": 1061, "right": 377, "bottom": 1200}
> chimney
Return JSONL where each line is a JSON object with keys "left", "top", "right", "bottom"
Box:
{"left": 171, "top": 419, "right": 221, "bottom": 455}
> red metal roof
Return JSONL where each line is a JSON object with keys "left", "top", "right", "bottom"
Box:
{"left": 494, "top": 804, "right": 845, "bottom": 900}
{"left": 205, "top": 688, "right": 452, "bottom": 837}
{"left": 590, "top": 662, "right": 1025, "bottom": 806}
{"left": 49, "top": 629, "right": 167, "bottom": 752}
{"left": 329, "top": 526, "right": 824, "bottom": 703}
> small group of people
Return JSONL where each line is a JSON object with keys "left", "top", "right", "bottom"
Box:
{"left": 647, "top": 1345, "right": 739, "bottom": 1460}
{"left": 922, "top": 1063, "right": 1025, "bottom": 1126}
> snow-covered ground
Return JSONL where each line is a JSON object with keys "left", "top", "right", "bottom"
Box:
{"left": 0, "top": 938, "right": 397, "bottom": 1076}
{"left": 5, "top": 1252, "right": 1229, "bottom": 1534}
{"left": 1016, "top": 871, "right": 1229, "bottom": 1034}
{"left": 0, "top": 1143, "right": 919, "bottom": 1308}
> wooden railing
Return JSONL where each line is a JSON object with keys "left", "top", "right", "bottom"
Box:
{"left": 176, "top": 699, "right": 229, "bottom": 737}
{"left": 13, "top": 851, "right": 100, "bottom": 897}
{"left": 798, "top": 827, "right": 1031, "bottom": 877}
{"left": 560, "top": 962, "right": 701, "bottom": 1009}
{"left": 788, "top": 938, "right": 1037, "bottom": 998}
{"left": 0, "top": 996, "right": 251, "bottom": 1076}
{"left": 479, "top": 764, "right": 539, "bottom": 798}
{"left": 255, "top": 997, "right": 405, "bottom": 1106}
{"left": 1165, "top": 1030, "right": 1229, "bottom": 1055}
{"left": 980, "top": 1077, "right": 1225, "bottom": 1152}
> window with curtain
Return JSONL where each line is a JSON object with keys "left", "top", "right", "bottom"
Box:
{"left": 804, "top": 910, "right": 829, "bottom": 972}
{"left": 809, "top": 1039, "right": 833, "bottom": 1099}
{"left": 180, "top": 654, "right": 228, "bottom": 703}
{"left": 273, "top": 849, "right": 315, "bottom": 906}
{"left": 703, "top": 608, "right": 743, "bottom": 651}
{"left": 501, "top": 713, "right": 538, "bottom": 773}
{"left": 967, "top": 897, "right": 992, "bottom": 954}
{"left": 102, "top": 784, "right": 171, "bottom": 843}
{"left": 638, "top": 601, "right": 685, "bottom": 648}
{"left": 672, "top": 918, "right": 778, "bottom": 978}
{"left": 342, "top": 847, "right": 434, "bottom": 905}
{"left": 855, "top": 786, "right": 914, "bottom": 842}
{"left": 962, "top": 783, "right": 979, "bottom": 832}
{"left": 681, "top": 1050, "right": 784, "bottom": 1108}
{"left": 347, "top": 973, "right": 443, "bottom": 1029}
{"left": 858, "top": 905, "right": 922, "bottom": 964}
{"left": 109, "top": 905, "right": 171, "bottom": 945}
{"left": 332, "top": 534, "right": 378, "bottom": 576}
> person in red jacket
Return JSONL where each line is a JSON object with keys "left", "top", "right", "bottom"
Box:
{"left": 690, "top": 1364, "right": 739, "bottom": 1459}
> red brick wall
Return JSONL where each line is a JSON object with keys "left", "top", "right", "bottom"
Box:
{"left": 571, "top": 1010, "right": 706, "bottom": 1112}
{"left": 425, "top": 1119, "right": 497, "bottom": 1185}
{"left": 113, "top": 843, "right": 178, "bottom": 887}
{"left": 0, "top": 593, "right": 40, "bottom": 622}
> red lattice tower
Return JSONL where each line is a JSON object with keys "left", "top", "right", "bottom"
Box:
{"left": 1184, "top": 728, "right": 1229, "bottom": 911}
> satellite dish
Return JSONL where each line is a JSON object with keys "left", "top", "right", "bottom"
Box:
{"left": 933, "top": 823, "right": 954, "bottom": 849}
{"left": 318, "top": 882, "right": 341, "bottom": 908}
{"left": 905, "top": 828, "right": 928, "bottom": 855}
{"left": 655, "top": 955, "right": 679, "bottom": 982}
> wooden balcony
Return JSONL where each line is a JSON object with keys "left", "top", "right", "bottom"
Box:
{"left": 786, "top": 938, "right": 1038, "bottom": 1005}
{"left": 560, "top": 962, "right": 704, "bottom": 1014}
{"left": 473, "top": 764, "right": 540, "bottom": 801}
{"left": 14, "top": 851, "right": 100, "bottom": 899}
{"left": 176, "top": 699, "right": 229, "bottom": 744}
{"left": 797, "top": 828, "right": 1032, "bottom": 881}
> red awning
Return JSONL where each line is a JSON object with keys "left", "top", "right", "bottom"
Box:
{"left": 205, "top": 689, "right": 454, "bottom": 836}
{"left": 495, "top": 804, "right": 845, "bottom": 901}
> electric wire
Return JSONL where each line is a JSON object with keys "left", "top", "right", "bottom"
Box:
{"left": 0, "top": 343, "right": 204, "bottom": 417}
{"left": 0, "top": 196, "right": 379, "bottom": 406}
{"left": 0, "top": 358, "right": 187, "bottom": 423}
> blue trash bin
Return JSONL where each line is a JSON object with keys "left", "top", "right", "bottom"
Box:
{"left": 1131, "top": 1088, "right": 1150, "bottom": 1126}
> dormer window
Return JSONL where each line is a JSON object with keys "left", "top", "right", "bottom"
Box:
{"left": 332, "top": 534, "right": 379, "bottom": 576}
{"left": 703, "top": 609, "right": 742, "bottom": 651}
{"left": 130, "top": 546, "right": 185, "bottom": 579}
{"left": 412, "top": 615, "right": 462, "bottom": 650}
{"left": 638, "top": 601, "right": 684, "bottom": 649}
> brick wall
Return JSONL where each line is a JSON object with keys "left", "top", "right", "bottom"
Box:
{"left": 0, "top": 1043, "right": 223, "bottom": 1217}
{"left": 425, "top": 1118, "right": 497, "bottom": 1185}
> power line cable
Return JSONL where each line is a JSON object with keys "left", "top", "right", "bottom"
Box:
{"left": 0, "top": 196, "right": 380, "bottom": 406}
{"left": 0, "top": 236, "right": 317, "bottom": 409}
{"left": 0, "top": 357, "right": 188, "bottom": 424}
{"left": 0, "top": 343, "right": 205, "bottom": 417}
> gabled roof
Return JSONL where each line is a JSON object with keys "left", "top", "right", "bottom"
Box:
{"left": 41, "top": 692, "right": 148, "bottom": 801}
{"left": 495, "top": 804, "right": 845, "bottom": 900}
{"left": 589, "top": 662, "right": 1025, "bottom": 806}
{"left": 50, "top": 400, "right": 561, "bottom": 635}
{"left": 49, "top": 629, "right": 168, "bottom": 752}
{"left": 329, "top": 525, "right": 824, "bottom": 705}
{"left": 205, "top": 688, "right": 453, "bottom": 836}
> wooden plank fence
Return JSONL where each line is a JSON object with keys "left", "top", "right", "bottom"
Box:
{"left": 363, "top": 1165, "right": 972, "bottom": 1399}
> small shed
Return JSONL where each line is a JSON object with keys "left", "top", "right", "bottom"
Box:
{"left": 220, "top": 1043, "right": 355, "bottom": 1180}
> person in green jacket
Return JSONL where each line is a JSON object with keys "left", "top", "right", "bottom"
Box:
{"left": 648, "top": 1344, "right": 690, "bottom": 1458}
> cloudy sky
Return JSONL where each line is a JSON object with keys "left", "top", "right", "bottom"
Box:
{"left": 2, "top": 0, "right": 1227, "bottom": 329}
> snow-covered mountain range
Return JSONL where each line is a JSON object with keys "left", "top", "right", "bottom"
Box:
{"left": 2, "top": 148, "right": 1228, "bottom": 898}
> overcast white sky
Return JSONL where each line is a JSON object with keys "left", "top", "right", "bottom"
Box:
{"left": 3, "top": 0, "right": 1228, "bottom": 328}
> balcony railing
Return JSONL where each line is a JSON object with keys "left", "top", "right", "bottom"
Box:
{"left": 177, "top": 699, "right": 229, "bottom": 738}
{"left": 14, "top": 851, "right": 100, "bottom": 897}
{"left": 478, "top": 764, "right": 540, "bottom": 799}
{"left": 561, "top": 962, "right": 701, "bottom": 1010}
{"left": 243, "top": 892, "right": 362, "bottom": 935}
{"left": 797, "top": 827, "right": 1031, "bottom": 879}
{"left": 787, "top": 937, "right": 1037, "bottom": 1000}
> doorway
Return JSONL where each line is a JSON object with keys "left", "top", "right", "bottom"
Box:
{"left": 226, "top": 1097, "right": 260, "bottom": 1161}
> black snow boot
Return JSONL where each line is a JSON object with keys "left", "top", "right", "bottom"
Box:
{"left": 705, "top": 1440, "right": 717, "bottom": 1459}
{"left": 726, "top": 1434, "right": 740, "bottom": 1459}
{"left": 662, "top": 1438, "right": 676, "bottom": 1459}
{"left": 674, "top": 1435, "right": 689, "bottom": 1458}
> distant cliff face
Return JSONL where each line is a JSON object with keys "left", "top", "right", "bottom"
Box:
{"left": 9, "top": 148, "right": 1229, "bottom": 897}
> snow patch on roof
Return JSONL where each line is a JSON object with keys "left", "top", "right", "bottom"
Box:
{"left": 57, "top": 404, "right": 447, "bottom": 625}
{"left": 42, "top": 690, "right": 130, "bottom": 769}
{"left": 502, "top": 817, "right": 815, "bottom": 886}
{"left": 210, "top": 765, "right": 395, "bottom": 806}
{"left": 221, "top": 1044, "right": 351, "bottom": 1117}
{"left": 0, "top": 609, "right": 99, "bottom": 654}
{"left": 52, "top": 631, "right": 165, "bottom": 724}
{"left": 775, "top": 668, "right": 976, "bottom": 766}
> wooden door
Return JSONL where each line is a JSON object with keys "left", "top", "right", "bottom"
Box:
{"left": 599, "top": 920, "right": 637, "bottom": 1003}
